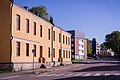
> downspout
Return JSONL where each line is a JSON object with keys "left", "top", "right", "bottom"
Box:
{"left": 51, "top": 25, "right": 54, "bottom": 62}
{"left": 50, "top": 17, "right": 54, "bottom": 64}
{"left": 10, "top": 0, "right": 14, "bottom": 63}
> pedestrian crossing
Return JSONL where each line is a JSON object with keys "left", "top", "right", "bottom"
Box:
{"left": 35, "top": 73, "right": 120, "bottom": 77}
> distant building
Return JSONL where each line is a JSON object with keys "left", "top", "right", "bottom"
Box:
{"left": 67, "top": 30, "right": 87, "bottom": 60}
{"left": 91, "top": 38, "right": 100, "bottom": 58}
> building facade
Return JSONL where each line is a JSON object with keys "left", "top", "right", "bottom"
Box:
{"left": 67, "top": 30, "right": 87, "bottom": 60}
{"left": 0, "top": 0, "right": 71, "bottom": 71}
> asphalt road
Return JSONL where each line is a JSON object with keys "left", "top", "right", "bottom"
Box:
{"left": 0, "top": 63, "right": 120, "bottom": 80}
{"left": 0, "top": 62, "right": 120, "bottom": 80}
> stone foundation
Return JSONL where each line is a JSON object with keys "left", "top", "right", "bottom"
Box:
{"left": 0, "top": 61, "right": 72, "bottom": 71}
{"left": 0, "top": 63, "right": 13, "bottom": 71}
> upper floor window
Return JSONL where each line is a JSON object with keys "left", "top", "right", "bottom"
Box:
{"left": 48, "top": 29, "right": 50, "bottom": 40}
{"left": 26, "top": 19, "right": 29, "bottom": 33}
{"left": 59, "top": 33, "right": 61, "bottom": 42}
{"left": 71, "top": 38, "right": 74, "bottom": 41}
{"left": 66, "top": 36, "right": 67, "bottom": 45}
{"left": 40, "top": 25, "right": 42, "bottom": 37}
{"left": 16, "top": 14, "right": 20, "bottom": 30}
{"left": 16, "top": 41, "right": 20, "bottom": 56}
{"left": 53, "top": 31, "right": 55, "bottom": 41}
{"left": 34, "top": 22, "right": 36, "bottom": 35}
{"left": 63, "top": 35, "right": 65, "bottom": 44}
{"left": 68, "top": 37, "right": 70, "bottom": 45}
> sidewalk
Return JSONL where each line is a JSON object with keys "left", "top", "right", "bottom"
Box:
{"left": 0, "top": 63, "right": 83, "bottom": 77}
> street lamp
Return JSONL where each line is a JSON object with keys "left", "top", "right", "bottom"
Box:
{"left": 32, "top": 49, "right": 35, "bottom": 72}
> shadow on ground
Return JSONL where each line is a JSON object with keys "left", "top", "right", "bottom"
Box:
{"left": 54, "top": 75, "right": 120, "bottom": 80}
{"left": 71, "top": 64, "right": 120, "bottom": 72}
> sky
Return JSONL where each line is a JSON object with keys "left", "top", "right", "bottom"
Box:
{"left": 15, "top": 0, "right": 120, "bottom": 44}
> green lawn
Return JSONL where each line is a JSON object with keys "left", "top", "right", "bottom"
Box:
{"left": 72, "top": 59, "right": 82, "bottom": 62}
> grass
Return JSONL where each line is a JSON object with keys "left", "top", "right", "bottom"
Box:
{"left": 72, "top": 59, "right": 82, "bottom": 62}
{"left": 0, "top": 70, "right": 11, "bottom": 73}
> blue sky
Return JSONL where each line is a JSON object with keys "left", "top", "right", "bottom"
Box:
{"left": 15, "top": 0, "right": 120, "bottom": 43}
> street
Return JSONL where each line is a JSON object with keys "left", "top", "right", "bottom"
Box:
{"left": 0, "top": 57, "right": 120, "bottom": 80}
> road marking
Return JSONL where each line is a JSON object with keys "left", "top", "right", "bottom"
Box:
{"left": 104, "top": 73, "right": 110, "bottom": 76}
{"left": 55, "top": 74, "right": 64, "bottom": 76}
{"left": 73, "top": 73, "right": 82, "bottom": 76}
{"left": 67, "top": 73, "right": 73, "bottom": 76}
{"left": 36, "top": 74, "right": 47, "bottom": 77}
{"left": 114, "top": 73, "right": 120, "bottom": 76}
{"left": 0, "top": 75, "right": 20, "bottom": 80}
{"left": 47, "top": 74, "right": 55, "bottom": 76}
{"left": 83, "top": 73, "right": 91, "bottom": 76}
{"left": 94, "top": 73, "right": 101, "bottom": 76}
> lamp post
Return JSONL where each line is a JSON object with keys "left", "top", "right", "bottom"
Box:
{"left": 32, "top": 49, "right": 35, "bottom": 72}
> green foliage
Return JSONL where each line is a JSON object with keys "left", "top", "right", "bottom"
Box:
{"left": 87, "top": 39, "right": 92, "bottom": 54}
{"left": 29, "top": 6, "right": 50, "bottom": 22}
{"left": 104, "top": 31, "right": 120, "bottom": 57}
{"left": 100, "top": 42, "right": 106, "bottom": 49}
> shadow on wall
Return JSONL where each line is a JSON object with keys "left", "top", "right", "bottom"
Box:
{"left": 0, "top": 62, "right": 13, "bottom": 71}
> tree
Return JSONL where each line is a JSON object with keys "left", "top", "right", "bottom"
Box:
{"left": 29, "top": 6, "right": 50, "bottom": 22}
{"left": 104, "top": 31, "right": 120, "bottom": 58}
{"left": 100, "top": 42, "right": 106, "bottom": 49}
{"left": 87, "top": 39, "right": 92, "bottom": 56}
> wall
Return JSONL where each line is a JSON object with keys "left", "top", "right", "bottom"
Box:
{"left": 11, "top": 4, "right": 52, "bottom": 63}
{"left": 0, "top": 0, "right": 11, "bottom": 63}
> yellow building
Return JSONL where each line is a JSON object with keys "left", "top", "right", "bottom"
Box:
{"left": 0, "top": 0, "right": 71, "bottom": 71}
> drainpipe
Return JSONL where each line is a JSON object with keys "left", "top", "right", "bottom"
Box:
{"left": 10, "top": 0, "right": 14, "bottom": 63}
{"left": 50, "top": 17, "right": 54, "bottom": 63}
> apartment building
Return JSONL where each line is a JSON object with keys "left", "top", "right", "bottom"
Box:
{"left": 0, "top": 0, "right": 71, "bottom": 71}
{"left": 67, "top": 30, "right": 87, "bottom": 60}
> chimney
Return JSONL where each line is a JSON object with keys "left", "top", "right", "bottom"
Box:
{"left": 23, "top": 6, "right": 28, "bottom": 10}
{"left": 9, "top": 0, "right": 14, "bottom": 3}
{"left": 50, "top": 17, "right": 54, "bottom": 25}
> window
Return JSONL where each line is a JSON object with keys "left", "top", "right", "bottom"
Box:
{"left": 66, "top": 36, "right": 67, "bottom": 45}
{"left": 48, "top": 47, "right": 50, "bottom": 58}
{"left": 53, "top": 48, "right": 55, "bottom": 58}
{"left": 68, "top": 37, "right": 70, "bottom": 45}
{"left": 63, "top": 50, "right": 65, "bottom": 58}
{"left": 40, "top": 25, "right": 42, "bottom": 37}
{"left": 72, "top": 38, "right": 74, "bottom": 41}
{"left": 69, "top": 51, "right": 70, "bottom": 58}
{"left": 63, "top": 35, "right": 65, "bottom": 44}
{"left": 16, "top": 41, "right": 20, "bottom": 56}
{"left": 82, "top": 45, "right": 84, "bottom": 48}
{"left": 66, "top": 51, "right": 68, "bottom": 58}
{"left": 34, "top": 45, "right": 36, "bottom": 57}
{"left": 82, "top": 50, "right": 84, "bottom": 53}
{"left": 48, "top": 29, "right": 50, "bottom": 40}
{"left": 26, "top": 43, "right": 29, "bottom": 56}
{"left": 34, "top": 22, "right": 36, "bottom": 35}
{"left": 82, "top": 40, "right": 84, "bottom": 42}
{"left": 16, "top": 14, "right": 20, "bottom": 30}
{"left": 53, "top": 31, "right": 55, "bottom": 41}
{"left": 71, "top": 49, "right": 74, "bottom": 52}
{"left": 71, "top": 44, "right": 74, "bottom": 47}
{"left": 59, "top": 33, "right": 61, "bottom": 42}
{"left": 26, "top": 19, "right": 29, "bottom": 33}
